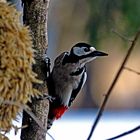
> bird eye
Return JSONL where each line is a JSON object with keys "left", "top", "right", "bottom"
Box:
{"left": 84, "top": 48, "right": 89, "bottom": 52}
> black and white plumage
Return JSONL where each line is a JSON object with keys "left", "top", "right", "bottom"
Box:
{"left": 47, "top": 43, "right": 108, "bottom": 130}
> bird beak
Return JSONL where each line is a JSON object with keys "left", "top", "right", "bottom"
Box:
{"left": 92, "top": 50, "right": 108, "bottom": 57}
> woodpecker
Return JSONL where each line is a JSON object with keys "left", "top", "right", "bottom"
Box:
{"left": 47, "top": 42, "right": 108, "bottom": 130}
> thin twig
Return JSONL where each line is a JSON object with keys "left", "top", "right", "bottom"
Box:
{"left": 87, "top": 30, "right": 140, "bottom": 140}
{"left": 0, "top": 133, "right": 8, "bottom": 139}
{"left": 106, "top": 125, "right": 140, "bottom": 140}
{"left": 12, "top": 125, "right": 28, "bottom": 135}
{"left": 47, "top": 132, "right": 55, "bottom": 140}
{"left": 124, "top": 67, "right": 140, "bottom": 75}
{"left": 111, "top": 29, "right": 133, "bottom": 42}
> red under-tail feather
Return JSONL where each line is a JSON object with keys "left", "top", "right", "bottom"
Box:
{"left": 53, "top": 106, "right": 68, "bottom": 119}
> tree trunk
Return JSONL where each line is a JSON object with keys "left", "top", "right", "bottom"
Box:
{"left": 20, "top": 0, "right": 50, "bottom": 140}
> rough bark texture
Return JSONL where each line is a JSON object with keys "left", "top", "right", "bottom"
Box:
{"left": 21, "top": 0, "right": 50, "bottom": 140}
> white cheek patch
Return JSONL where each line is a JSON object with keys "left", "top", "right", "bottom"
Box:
{"left": 73, "top": 47, "right": 85, "bottom": 56}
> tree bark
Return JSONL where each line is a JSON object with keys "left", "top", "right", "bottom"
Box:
{"left": 21, "top": 0, "right": 50, "bottom": 140}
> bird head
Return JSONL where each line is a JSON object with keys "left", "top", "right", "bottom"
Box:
{"left": 70, "top": 42, "right": 108, "bottom": 65}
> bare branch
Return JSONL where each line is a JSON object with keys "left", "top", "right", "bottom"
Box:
{"left": 87, "top": 30, "right": 140, "bottom": 140}
{"left": 111, "top": 29, "right": 133, "bottom": 42}
{"left": 106, "top": 125, "right": 140, "bottom": 140}
{"left": 124, "top": 67, "right": 140, "bottom": 75}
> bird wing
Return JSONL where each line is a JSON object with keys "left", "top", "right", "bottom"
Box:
{"left": 68, "top": 71, "right": 87, "bottom": 107}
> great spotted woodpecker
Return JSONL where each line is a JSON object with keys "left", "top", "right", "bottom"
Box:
{"left": 46, "top": 42, "right": 108, "bottom": 130}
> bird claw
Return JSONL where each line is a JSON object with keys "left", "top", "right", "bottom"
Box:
{"left": 42, "top": 93, "right": 55, "bottom": 102}
{"left": 43, "top": 54, "right": 51, "bottom": 78}
{"left": 43, "top": 54, "right": 50, "bottom": 65}
{"left": 45, "top": 57, "right": 51, "bottom": 65}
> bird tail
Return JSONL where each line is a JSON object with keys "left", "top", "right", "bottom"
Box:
{"left": 47, "top": 118, "right": 55, "bottom": 130}
{"left": 47, "top": 105, "right": 68, "bottom": 130}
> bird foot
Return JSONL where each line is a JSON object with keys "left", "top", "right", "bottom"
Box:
{"left": 39, "top": 93, "right": 55, "bottom": 102}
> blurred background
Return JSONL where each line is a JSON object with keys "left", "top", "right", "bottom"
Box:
{"left": 8, "top": 0, "right": 140, "bottom": 111}
{"left": 48, "top": 0, "right": 140, "bottom": 110}
{"left": 7, "top": 0, "right": 140, "bottom": 139}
